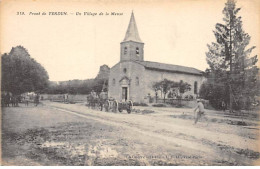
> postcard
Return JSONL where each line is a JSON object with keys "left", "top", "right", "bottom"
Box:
{"left": 1, "top": 0, "right": 260, "bottom": 166}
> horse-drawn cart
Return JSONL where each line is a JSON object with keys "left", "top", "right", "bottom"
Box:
{"left": 103, "top": 99, "right": 118, "bottom": 112}
{"left": 87, "top": 91, "right": 133, "bottom": 114}
{"left": 103, "top": 99, "right": 133, "bottom": 114}
{"left": 117, "top": 100, "right": 133, "bottom": 114}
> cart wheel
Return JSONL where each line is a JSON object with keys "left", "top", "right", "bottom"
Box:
{"left": 118, "top": 108, "right": 122, "bottom": 113}
{"left": 104, "top": 100, "right": 109, "bottom": 112}
{"left": 113, "top": 100, "right": 118, "bottom": 113}
{"left": 99, "top": 102, "right": 103, "bottom": 111}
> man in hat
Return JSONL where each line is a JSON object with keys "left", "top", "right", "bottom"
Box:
{"left": 99, "top": 90, "right": 107, "bottom": 111}
{"left": 193, "top": 99, "right": 205, "bottom": 124}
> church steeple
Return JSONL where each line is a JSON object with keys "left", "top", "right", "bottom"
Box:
{"left": 120, "top": 12, "right": 144, "bottom": 62}
{"left": 123, "top": 11, "right": 142, "bottom": 43}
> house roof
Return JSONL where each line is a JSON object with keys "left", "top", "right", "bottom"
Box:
{"left": 135, "top": 60, "right": 203, "bottom": 75}
{"left": 122, "top": 12, "right": 143, "bottom": 43}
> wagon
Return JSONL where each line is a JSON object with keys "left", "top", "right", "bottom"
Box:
{"left": 117, "top": 100, "right": 133, "bottom": 114}
{"left": 87, "top": 95, "right": 102, "bottom": 110}
{"left": 103, "top": 99, "right": 118, "bottom": 113}
{"left": 104, "top": 99, "right": 133, "bottom": 114}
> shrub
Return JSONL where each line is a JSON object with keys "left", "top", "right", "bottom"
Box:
{"left": 199, "top": 82, "right": 228, "bottom": 110}
{"left": 141, "top": 110, "right": 155, "bottom": 114}
{"left": 133, "top": 102, "right": 148, "bottom": 106}
{"left": 152, "top": 103, "right": 166, "bottom": 107}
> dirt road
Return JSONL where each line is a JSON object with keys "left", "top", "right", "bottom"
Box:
{"left": 2, "top": 101, "right": 259, "bottom": 165}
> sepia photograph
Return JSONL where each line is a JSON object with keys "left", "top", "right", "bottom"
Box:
{"left": 0, "top": 0, "right": 260, "bottom": 166}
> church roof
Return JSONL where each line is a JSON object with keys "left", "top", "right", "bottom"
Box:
{"left": 135, "top": 61, "right": 203, "bottom": 75}
{"left": 123, "top": 12, "right": 143, "bottom": 43}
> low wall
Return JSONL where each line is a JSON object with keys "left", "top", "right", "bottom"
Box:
{"left": 155, "top": 99, "right": 196, "bottom": 108}
{"left": 155, "top": 98, "right": 210, "bottom": 108}
{"left": 40, "top": 94, "right": 88, "bottom": 102}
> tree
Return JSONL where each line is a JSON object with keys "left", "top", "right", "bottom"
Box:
{"left": 152, "top": 81, "right": 161, "bottom": 103}
{"left": 152, "top": 79, "right": 191, "bottom": 103}
{"left": 172, "top": 80, "right": 191, "bottom": 107}
{"left": 177, "top": 80, "right": 191, "bottom": 98}
{"left": 1, "top": 46, "right": 49, "bottom": 95}
{"left": 199, "top": 82, "right": 228, "bottom": 109}
{"left": 206, "top": 0, "right": 258, "bottom": 112}
{"left": 152, "top": 79, "right": 172, "bottom": 103}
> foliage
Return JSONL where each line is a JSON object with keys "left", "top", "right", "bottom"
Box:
{"left": 205, "top": 0, "right": 259, "bottom": 111}
{"left": 152, "top": 79, "right": 172, "bottom": 102}
{"left": 44, "top": 65, "right": 110, "bottom": 95}
{"left": 1, "top": 46, "right": 49, "bottom": 95}
{"left": 152, "top": 79, "right": 191, "bottom": 103}
{"left": 44, "top": 78, "right": 107, "bottom": 95}
{"left": 199, "top": 82, "right": 228, "bottom": 109}
{"left": 178, "top": 80, "right": 192, "bottom": 95}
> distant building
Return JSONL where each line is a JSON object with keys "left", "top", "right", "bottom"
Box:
{"left": 108, "top": 12, "right": 205, "bottom": 103}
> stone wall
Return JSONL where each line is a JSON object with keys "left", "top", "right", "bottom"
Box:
{"left": 40, "top": 94, "right": 88, "bottom": 102}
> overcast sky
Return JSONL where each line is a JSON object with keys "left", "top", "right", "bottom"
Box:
{"left": 1, "top": 0, "right": 259, "bottom": 81}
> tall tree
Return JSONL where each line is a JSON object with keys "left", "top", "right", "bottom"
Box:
{"left": 1, "top": 46, "right": 49, "bottom": 95}
{"left": 206, "top": 0, "right": 258, "bottom": 112}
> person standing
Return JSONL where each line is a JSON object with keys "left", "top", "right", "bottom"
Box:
{"left": 24, "top": 95, "right": 30, "bottom": 106}
{"left": 5, "top": 93, "right": 10, "bottom": 107}
{"left": 193, "top": 99, "right": 205, "bottom": 125}
{"left": 99, "top": 90, "right": 107, "bottom": 111}
{"left": 34, "top": 94, "right": 40, "bottom": 106}
{"left": 221, "top": 100, "right": 226, "bottom": 111}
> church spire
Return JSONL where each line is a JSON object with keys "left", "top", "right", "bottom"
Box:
{"left": 123, "top": 11, "right": 142, "bottom": 43}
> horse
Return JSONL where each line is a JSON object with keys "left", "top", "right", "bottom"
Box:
{"left": 87, "top": 94, "right": 102, "bottom": 110}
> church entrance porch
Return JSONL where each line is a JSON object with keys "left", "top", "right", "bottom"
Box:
{"left": 118, "top": 76, "right": 130, "bottom": 102}
{"left": 122, "top": 87, "right": 128, "bottom": 101}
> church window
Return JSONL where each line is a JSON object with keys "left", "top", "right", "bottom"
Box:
{"left": 136, "top": 47, "right": 139, "bottom": 55}
{"left": 112, "top": 79, "right": 116, "bottom": 86}
{"left": 124, "top": 47, "right": 127, "bottom": 55}
{"left": 194, "top": 81, "right": 198, "bottom": 94}
{"left": 123, "top": 68, "right": 127, "bottom": 73}
{"left": 136, "top": 77, "right": 139, "bottom": 86}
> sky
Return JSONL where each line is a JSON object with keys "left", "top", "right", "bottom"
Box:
{"left": 1, "top": 0, "right": 259, "bottom": 81}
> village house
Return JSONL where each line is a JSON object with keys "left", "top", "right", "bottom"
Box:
{"left": 108, "top": 12, "right": 205, "bottom": 103}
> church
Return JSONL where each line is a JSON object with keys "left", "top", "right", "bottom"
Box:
{"left": 108, "top": 12, "right": 205, "bottom": 103}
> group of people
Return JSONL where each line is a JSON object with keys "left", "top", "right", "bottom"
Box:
{"left": 1, "top": 93, "right": 40, "bottom": 107}
{"left": 87, "top": 90, "right": 108, "bottom": 109}
{"left": 89, "top": 90, "right": 107, "bottom": 100}
{"left": 1, "top": 93, "right": 20, "bottom": 107}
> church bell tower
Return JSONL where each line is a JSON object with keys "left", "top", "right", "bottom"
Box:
{"left": 120, "top": 12, "right": 144, "bottom": 62}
